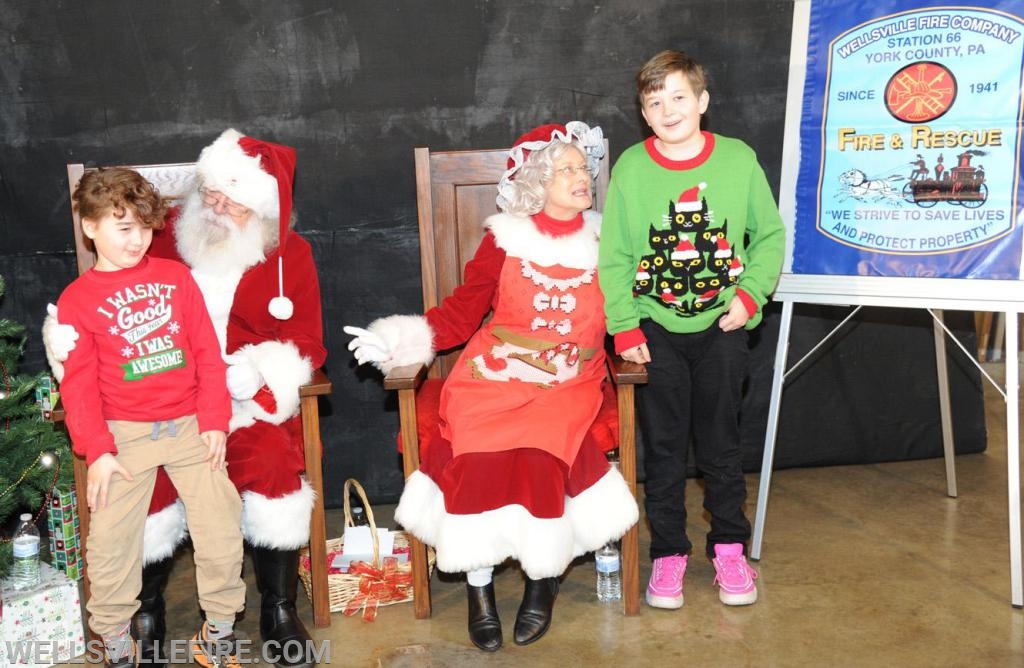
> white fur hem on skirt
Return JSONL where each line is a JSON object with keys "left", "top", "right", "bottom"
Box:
{"left": 395, "top": 468, "right": 638, "bottom": 579}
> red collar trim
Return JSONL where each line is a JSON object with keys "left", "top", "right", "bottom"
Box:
{"left": 532, "top": 210, "right": 585, "bottom": 237}
{"left": 644, "top": 131, "right": 715, "bottom": 170}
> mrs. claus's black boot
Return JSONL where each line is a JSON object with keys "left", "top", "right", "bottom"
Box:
{"left": 513, "top": 576, "right": 559, "bottom": 646}
{"left": 466, "top": 582, "right": 502, "bottom": 652}
{"left": 131, "top": 557, "right": 173, "bottom": 664}
{"left": 250, "top": 546, "right": 316, "bottom": 668}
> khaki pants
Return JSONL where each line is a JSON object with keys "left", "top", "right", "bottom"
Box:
{"left": 86, "top": 415, "right": 245, "bottom": 637}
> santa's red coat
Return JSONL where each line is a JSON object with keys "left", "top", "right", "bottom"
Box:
{"left": 143, "top": 210, "right": 326, "bottom": 553}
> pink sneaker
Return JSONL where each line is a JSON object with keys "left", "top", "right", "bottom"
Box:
{"left": 646, "top": 554, "right": 687, "bottom": 609}
{"left": 712, "top": 543, "right": 758, "bottom": 605}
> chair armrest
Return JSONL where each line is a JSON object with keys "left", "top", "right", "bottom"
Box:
{"left": 609, "top": 357, "right": 648, "bottom": 385}
{"left": 300, "top": 368, "right": 332, "bottom": 397}
{"left": 383, "top": 363, "right": 428, "bottom": 391}
{"left": 50, "top": 396, "right": 66, "bottom": 423}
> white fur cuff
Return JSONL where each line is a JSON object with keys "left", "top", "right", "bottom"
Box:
{"left": 240, "top": 478, "right": 316, "bottom": 549}
{"left": 231, "top": 340, "right": 312, "bottom": 425}
{"left": 142, "top": 500, "right": 189, "bottom": 565}
{"left": 368, "top": 314, "right": 435, "bottom": 374}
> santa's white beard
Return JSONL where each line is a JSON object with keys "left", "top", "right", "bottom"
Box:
{"left": 176, "top": 192, "right": 268, "bottom": 274}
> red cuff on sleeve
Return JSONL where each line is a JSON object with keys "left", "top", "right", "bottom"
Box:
{"left": 252, "top": 385, "right": 277, "bottom": 415}
{"left": 614, "top": 328, "right": 647, "bottom": 355}
{"left": 735, "top": 288, "right": 757, "bottom": 318}
{"left": 85, "top": 445, "right": 117, "bottom": 467}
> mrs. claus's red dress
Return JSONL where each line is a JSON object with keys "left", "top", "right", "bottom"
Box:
{"left": 395, "top": 210, "right": 638, "bottom": 578}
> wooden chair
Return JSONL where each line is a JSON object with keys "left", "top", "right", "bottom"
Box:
{"left": 384, "top": 142, "right": 646, "bottom": 618}
{"left": 59, "top": 163, "right": 333, "bottom": 639}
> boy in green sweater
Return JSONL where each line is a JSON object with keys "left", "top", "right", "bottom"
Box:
{"left": 598, "top": 50, "right": 784, "bottom": 609}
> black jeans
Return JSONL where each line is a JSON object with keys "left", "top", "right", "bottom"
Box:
{"left": 638, "top": 320, "right": 751, "bottom": 560}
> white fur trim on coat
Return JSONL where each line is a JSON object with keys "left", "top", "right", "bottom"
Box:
{"left": 142, "top": 500, "right": 188, "bottom": 565}
{"left": 240, "top": 478, "right": 316, "bottom": 549}
{"left": 486, "top": 210, "right": 601, "bottom": 270}
{"left": 195, "top": 128, "right": 278, "bottom": 220}
{"left": 230, "top": 340, "right": 313, "bottom": 427}
{"left": 367, "top": 314, "right": 435, "bottom": 374}
{"left": 42, "top": 307, "right": 68, "bottom": 383}
{"left": 395, "top": 467, "right": 637, "bottom": 579}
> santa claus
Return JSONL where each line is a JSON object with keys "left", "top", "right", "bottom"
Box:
{"left": 45, "top": 129, "right": 326, "bottom": 668}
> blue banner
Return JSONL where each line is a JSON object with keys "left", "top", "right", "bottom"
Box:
{"left": 792, "top": 1, "right": 1024, "bottom": 279}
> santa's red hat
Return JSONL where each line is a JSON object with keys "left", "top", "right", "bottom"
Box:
{"left": 196, "top": 129, "right": 298, "bottom": 320}
{"left": 496, "top": 121, "right": 605, "bottom": 212}
{"left": 674, "top": 183, "right": 707, "bottom": 212}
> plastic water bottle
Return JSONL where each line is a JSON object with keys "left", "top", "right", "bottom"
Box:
{"left": 595, "top": 541, "right": 622, "bottom": 602}
{"left": 349, "top": 492, "right": 369, "bottom": 526}
{"left": 10, "top": 513, "right": 41, "bottom": 590}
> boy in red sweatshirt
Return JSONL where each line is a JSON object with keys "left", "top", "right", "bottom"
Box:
{"left": 57, "top": 168, "right": 244, "bottom": 668}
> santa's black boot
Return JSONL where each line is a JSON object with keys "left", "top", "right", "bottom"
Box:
{"left": 250, "top": 546, "right": 316, "bottom": 668}
{"left": 131, "top": 557, "right": 173, "bottom": 664}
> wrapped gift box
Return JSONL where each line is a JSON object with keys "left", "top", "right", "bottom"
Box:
{"left": 46, "top": 488, "right": 83, "bottom": 581}
{"left": 34, "top": 375, "right": 56, "bottom": 420}
{"left": 0, "top": 562, "right": 85, "bottom": 668}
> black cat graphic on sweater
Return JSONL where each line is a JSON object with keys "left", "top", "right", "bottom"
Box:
{"left": 631, "top": 188, "right": 743, "bottom": 316}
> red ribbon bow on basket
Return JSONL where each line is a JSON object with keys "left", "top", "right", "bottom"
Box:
{"left": 342, "top": 557, "right": 414, "bottom": 621}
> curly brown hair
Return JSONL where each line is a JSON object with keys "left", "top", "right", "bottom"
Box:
{"left": 72, "top": 167, "right": 168, "bottom": 229}
{"left": 636, "top": 50, "right": 707, "bottom": 104}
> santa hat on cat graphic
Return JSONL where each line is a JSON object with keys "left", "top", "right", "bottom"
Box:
{"left": 196, "top": 128, "right": 297, "bottom": 320}
{"left": 672, "top": 238, "right": 699, "bottom": 261}
{"left": 674, "top": 183, "right": 707, "bottom": 212}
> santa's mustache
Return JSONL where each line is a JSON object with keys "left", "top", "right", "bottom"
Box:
{"left": 179, "top": 195, "right": 246, "bottom": 247}
{"left": 195, "top": 210, "right": 238, "bottom": 246}
{"left": 175, "top": 190, "right": 273, "bottom": 272}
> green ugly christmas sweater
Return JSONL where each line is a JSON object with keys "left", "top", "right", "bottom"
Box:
{"left": 598, "top": 132, "right": 785, "bottom": 344}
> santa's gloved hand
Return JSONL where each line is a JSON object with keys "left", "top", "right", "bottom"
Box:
{"left": 343, "top": 325, "right": 392, "bottom": 369}
{"left": 42, "top": 303, "right": 79, "bottom": 383}
{"left": 224, "top": 354, "right": 263, "bottom": 400}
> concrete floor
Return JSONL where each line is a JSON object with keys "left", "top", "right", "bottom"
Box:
{"left": 63, "top": 364, "right": 1024, "bottom": 666}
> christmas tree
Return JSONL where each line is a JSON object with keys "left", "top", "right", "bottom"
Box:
{"left": 0, "top": 275, "right": 74, "bottom": 577}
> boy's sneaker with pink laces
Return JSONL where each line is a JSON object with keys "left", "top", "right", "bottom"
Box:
{"left": 646, "top": 554, "right": 688, "bottom": 608}
{"left": 712, "top": 543, "right": 758, "bottom": 605}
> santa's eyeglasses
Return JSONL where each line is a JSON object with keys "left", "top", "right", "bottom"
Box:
{"left": 200, "top": 188, "right": 251, "bottom": 217}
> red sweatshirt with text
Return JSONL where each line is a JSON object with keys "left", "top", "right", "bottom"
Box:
{"left": 57, "top": 256, "right": 231, "bottom": 465}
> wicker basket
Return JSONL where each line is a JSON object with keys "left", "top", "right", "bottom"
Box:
{"left": 298, "top": 478, "right": 434, "bottom": 617}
